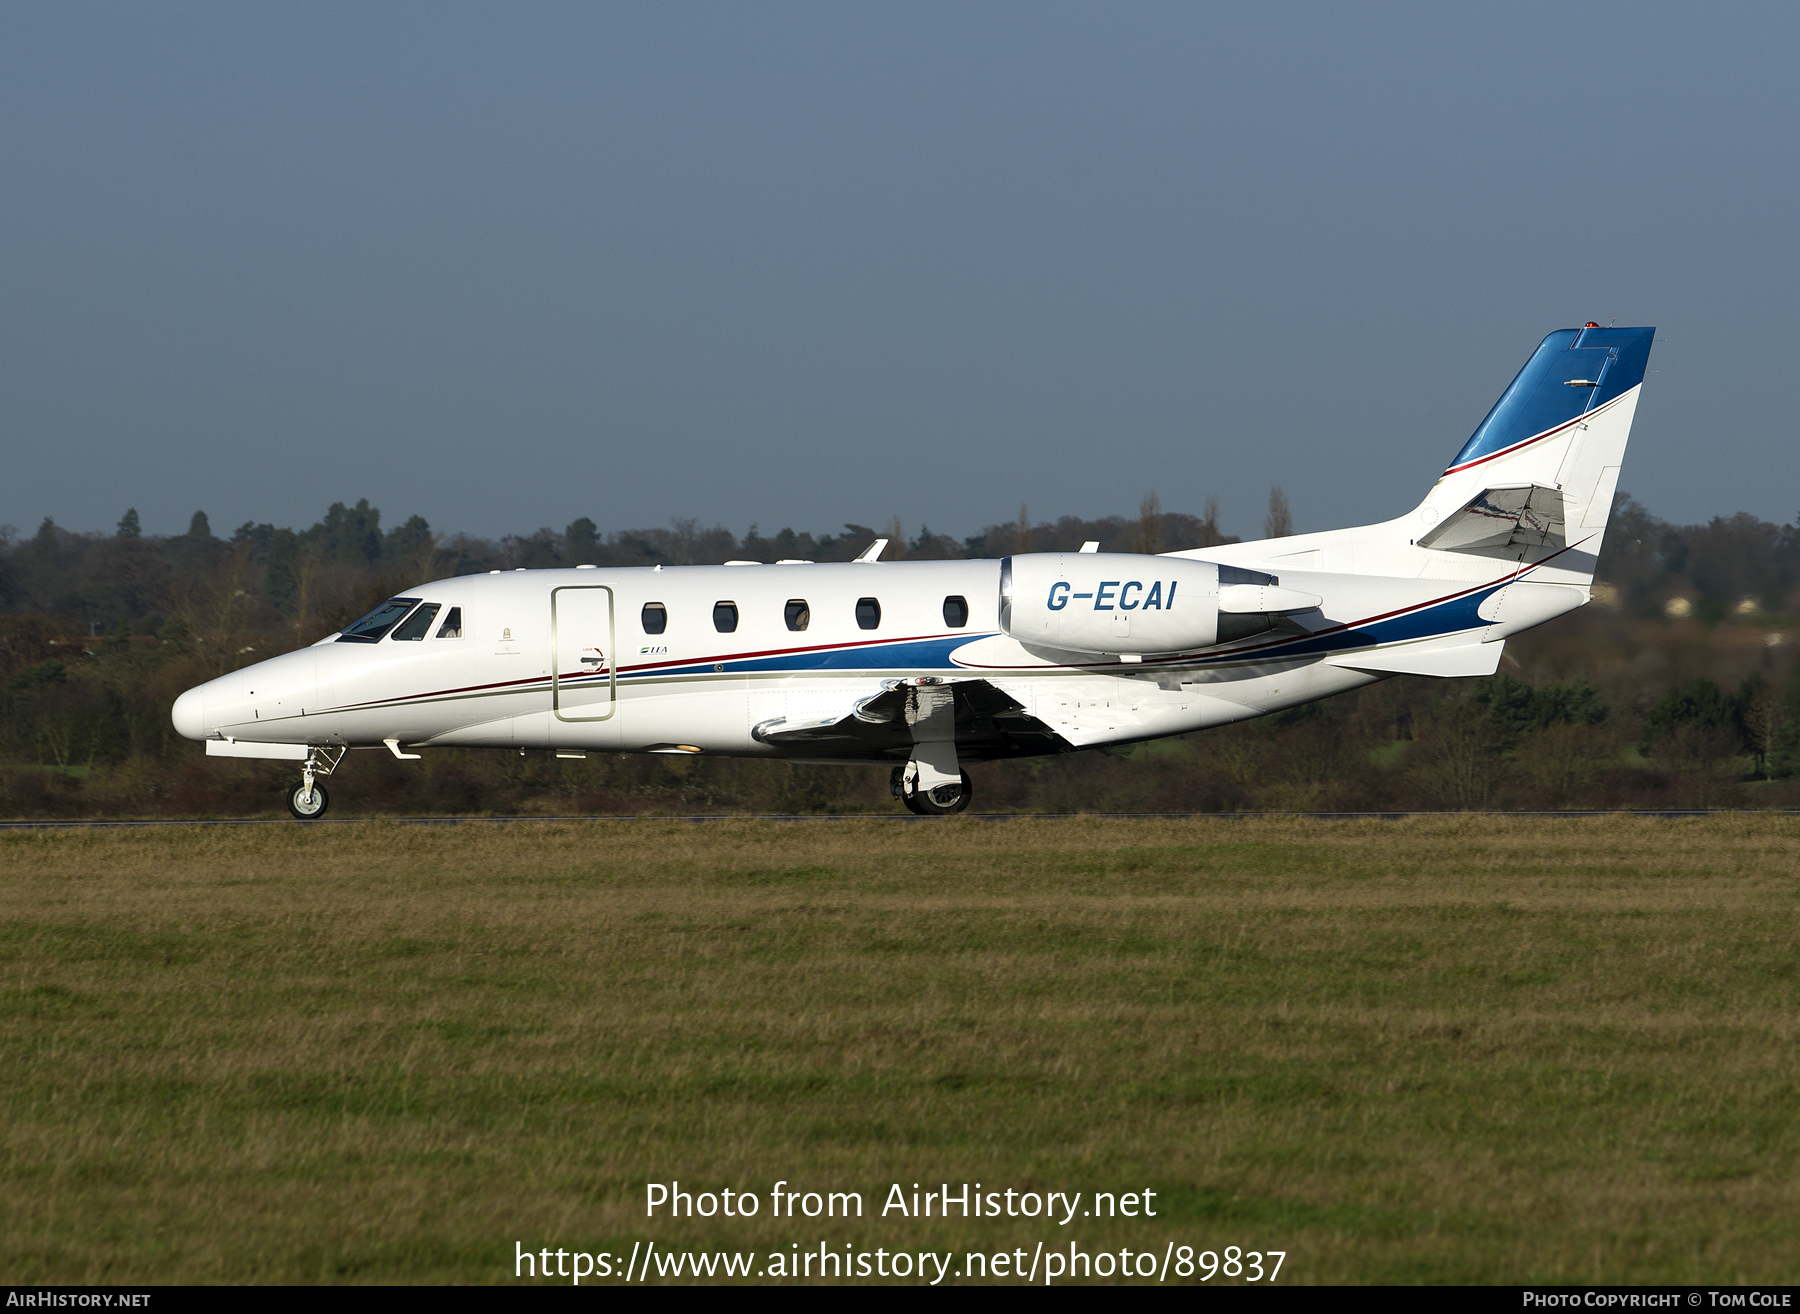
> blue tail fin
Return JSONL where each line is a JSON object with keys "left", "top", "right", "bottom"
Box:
{"left": 1446, "top": 325, "right": 1654, "bottom": 474}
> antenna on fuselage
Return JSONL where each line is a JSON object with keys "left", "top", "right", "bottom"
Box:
{"left": 853, "top": 538, "right": 888, "bottom": 563}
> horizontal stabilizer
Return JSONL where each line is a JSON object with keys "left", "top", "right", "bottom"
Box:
{"left": 1327, "top": 641, "right": 1504, "bottom": 679}
{"left": 206, "top": 739, "right": 310, "bottom": 760}
{"left": 1419, "top": 484, "right": 1565, "bottom": 558}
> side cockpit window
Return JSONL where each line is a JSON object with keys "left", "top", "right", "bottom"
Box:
{"left": 390, "top": 603, "right": 442, "bottom": 641}
{"left": 338, "top": 597, "right": 421, "bottom": 643}
{"left": 435, "top": 607, "right": 463, "bottom": 638}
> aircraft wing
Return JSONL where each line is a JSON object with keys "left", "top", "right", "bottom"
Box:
{"left": 750, "top": 677, "right": 1069, "bottom": 761}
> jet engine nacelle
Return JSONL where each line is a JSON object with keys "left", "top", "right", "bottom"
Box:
{"left": 999, "top": 553, "right": 1321, "bottom": 656}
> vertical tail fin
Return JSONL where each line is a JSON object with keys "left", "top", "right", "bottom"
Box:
{"left": 1444, "top": 325, "right": 1654, "bottom": 478}
{"left": 1420, "top": 325, "right": 1655, "bottom": 581}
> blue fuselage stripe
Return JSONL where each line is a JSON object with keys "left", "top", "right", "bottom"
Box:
{"left": 586, "top": 582, "right": 1506, "bottom": 681}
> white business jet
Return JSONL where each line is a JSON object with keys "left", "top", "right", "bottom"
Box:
{"left": 173, "top": 325, "right": 1654, "bottom": 818}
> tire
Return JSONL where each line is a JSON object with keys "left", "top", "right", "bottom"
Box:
{"left": 286, "top": 780, "right": 329, "bottom": 820}
{"left": 907, "top": 770, "right": 972, "bottom": 816}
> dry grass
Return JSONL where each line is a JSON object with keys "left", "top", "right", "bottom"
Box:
{"left": 2, "top": 816, "right": 1797, "bottom": 1284}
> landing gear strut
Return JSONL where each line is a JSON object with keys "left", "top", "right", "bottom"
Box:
{"left": 891, "top": 764, "right": 973, "bottom": 815}
{"left": 285, "top": 745, "right": 345, "bottom": 821}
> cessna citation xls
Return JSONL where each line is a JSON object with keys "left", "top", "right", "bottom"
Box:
{"left": 173, "top": 324, "right": 1654, "bottom": 818}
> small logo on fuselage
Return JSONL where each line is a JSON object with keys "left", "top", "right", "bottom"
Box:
{"left": 1048, "top": 580, "right": 1179, "bottom": 611}
{"left": 639, "top": 645, "right": 669, "bottom": 654}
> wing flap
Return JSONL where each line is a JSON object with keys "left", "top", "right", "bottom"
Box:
{"left": 750, "top": 678, "right": 1068, "bottom": 759}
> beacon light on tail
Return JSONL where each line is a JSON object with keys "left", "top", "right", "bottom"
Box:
{"left": 173, "top": 325, "right": 1654, "bottom": 818}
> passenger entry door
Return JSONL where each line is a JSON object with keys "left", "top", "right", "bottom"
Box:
{"left": 551, "top": 585, "right": 616, "bottom": 722}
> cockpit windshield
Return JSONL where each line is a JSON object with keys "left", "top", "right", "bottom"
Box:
{"left": 390, "top": 603, "right": 442, "bottom": 641}
{"left": 337, "top": 597, "right": 422, "bottom": 643}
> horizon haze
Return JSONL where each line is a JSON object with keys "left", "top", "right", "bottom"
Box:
{"left": 4, "top": 4, "right": 1797, "bottom": 542}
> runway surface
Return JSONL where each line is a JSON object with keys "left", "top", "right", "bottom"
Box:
{"left": 2, "top": 810, "right": 1795, "bottom": 828}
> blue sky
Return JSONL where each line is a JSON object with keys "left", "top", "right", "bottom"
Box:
{"left": 3, "top": 3, "right": 1795, "bottom": 541}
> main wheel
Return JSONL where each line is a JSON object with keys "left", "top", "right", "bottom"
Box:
{"left": 892, "top": 765, "right": 924, "bottom": 814}
{"left": 286, "top": 779, "right": 329, "bottom": 820}
{"left": 906, "top": 770, "right": 972, "bottom": 816}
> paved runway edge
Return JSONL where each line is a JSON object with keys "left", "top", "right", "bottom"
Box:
{"left": 2, "top": 810, "right": 1796, "bottom": 828}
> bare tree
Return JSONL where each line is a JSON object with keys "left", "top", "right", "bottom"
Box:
{"left": 1520, "top": 721, "right": 1607, "bottom": 803}
{"left": 290, "top": 541, "right": 327, "bottom": 640}
{"left": 168, "top": 538, "right": 260, "bottom": 672}
{"left": 1265, "top": 486, "right": 1293, "bottom": 539}
{"left": 1015, "top": 503, "right": 1031, "bottom": 555}
{"left": 1409, "top": 699, "right": 1507, "bottom": 808}
{"left": 665, "top": 518, "right": 702, "bottom": 566}
{"left": 1744, "top": 688, "right": 1786, "bottom": 778}
{"left": 1134, "top": 491, "right": 1163, "bottom": 555}
{"left": 884, "top": 514, "right": 907, "bottom": 560}
{"left": 397, "top": 526, "right": 442, "bottom": 588}
{"left": 1200, "top": 495, "right": 1224, "bottom": 548}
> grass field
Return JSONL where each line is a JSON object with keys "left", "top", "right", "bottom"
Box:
{"left": 3, "top": 816, "right": 1797, "bottom": 1285}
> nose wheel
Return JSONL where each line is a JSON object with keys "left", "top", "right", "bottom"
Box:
{"left": 284, "top": 745, "right": 343, "bottom": 820}
{"left": 286, "top": 779, "right": 329, "bottom": 819}
{"left": 891, "top": 765, "right": 973, "bottom": 815}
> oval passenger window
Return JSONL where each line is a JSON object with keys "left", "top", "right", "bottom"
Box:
{"left": 641, "top": 603, "right": 667, "bottom": 634}
{"left": 855, "top": 597, "right": 880, "bottom": 630}
{"left": 784, "top": 599, "right": 810, "bottom": 632}
{"left": 713, "top": 601, "right": 739, "bottom": 633}
{"left": 943, "top": 595, "right": 969, "bottom": 628}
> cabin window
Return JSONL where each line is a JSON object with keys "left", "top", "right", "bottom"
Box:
{"left": 784, "top": 599, "right": 810, "bottom": 631}
{"left": 855, "top": 597, "right": 881, "bottom": 630}
{"left": 713, "top": 601, "right": 739, "bottom": 633}
{"left": 337, "top": 597, "right": 421, "bottom": 643}
{"left": 641, "top": 603, "right": 667, "bottom": 634}
{"left": 943, "top": 595, "right": 969, "bottom": 628}
{"left": 435, "top": 607, "right": 463, "bottom": 638}
{"left": 390, "top": 603, "right": 442, "bottom": 641}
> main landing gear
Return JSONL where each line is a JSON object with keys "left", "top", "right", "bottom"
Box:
{"left": 891, "top": 763, "right": 973, "bottom": 815}
{"left": 285, "top": 745, "right": 345, "bottom": 821}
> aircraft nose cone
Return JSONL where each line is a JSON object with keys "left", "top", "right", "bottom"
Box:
{"left": 171, "top": 687, "right": 207, "bottom": 741}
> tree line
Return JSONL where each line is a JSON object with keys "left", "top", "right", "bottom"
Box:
{"left": 1, "top": 491, "right": 1796, "bottom": 816}
{"left": 0, "top": 492, "right": 1247, "bottom": 640}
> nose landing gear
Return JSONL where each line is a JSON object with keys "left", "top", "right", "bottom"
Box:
{"left": 284, "top": 745, "right": 344, "bottom": 821}
{"left": 286, "top": 778, "right": 329, "bottom": 819}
